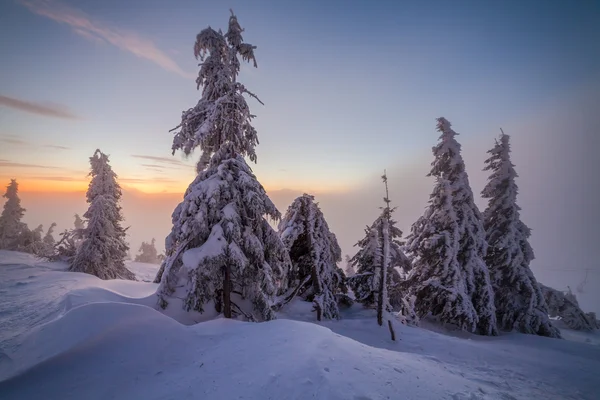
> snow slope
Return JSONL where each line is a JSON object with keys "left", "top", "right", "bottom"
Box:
{"left": 1, "top": 251, "right": 599, "bottom": 400}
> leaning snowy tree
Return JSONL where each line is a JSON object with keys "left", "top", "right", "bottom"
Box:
{"left": 70, "top": 150, "right": 135, "bottom": 280}
{"left": 404, "top": 118, "right": 497, "bottom": 335}
{"left": 155, "top": 11, "right": 290, "bottom": 322}
{"left": 0, "top": 179, "right": 27, "bottom": 250}
{"left": 432, "top": 117, "right": 497, "bottom": 335}
{"left": 277, "top": 194, "right": 347, "bottom": 321}
{"left": 482, "top": 132, "right": 560, "bottom": 338}
{"left": 348, "top": 172, "right": 411, "bottom": 339}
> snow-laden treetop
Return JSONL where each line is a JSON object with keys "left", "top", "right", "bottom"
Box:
{"left": 87, "top": 149, "right": 122, "bottom": 203}
{"left": 430, "top": 117, "right": 463, "bottom": 179}
{"left": 171, "top": 11, "right": 261, "bottom": 171}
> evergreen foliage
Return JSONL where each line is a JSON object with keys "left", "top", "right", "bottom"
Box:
{"left": 70, "top": 150, "right": 134, "bottom": 280}
{"left": 348, "top": 173, "right": 411, "bottom": 324}
{"left": 482, "top": 132, "right": 560, "bottom": 337}
{"left": 135, "top": 238, "right": 160, "bottom": 264}
{"left": 541, "top": 285, "right": 596, "bottom": 331}
{"left": 0, "top": 179, "right": 27, "bottom": 250}
{"left": 404, "top": 118, "right": 497, "bottom": 335}
{"left": 155, "top": 12, "right": 289, "bottom": 321}
{"left": 278, "top": 194, "right": 346, "bottom": 320}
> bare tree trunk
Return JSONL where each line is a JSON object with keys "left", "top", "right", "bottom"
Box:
{"left": 388, "top": 319, "right": 396, "bottom": 341}
{"left": 223, "top": 265, "right": 232, "bottom": 318}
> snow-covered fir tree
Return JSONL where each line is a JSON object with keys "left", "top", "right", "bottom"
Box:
{"left": 278, "top": 194, "right": 347, "bottom": 320}
{"left": 71, "top": 150, "right": 134, "bottom": 280}
{"left": 135, "top": 238, "right": 160, "bottom": 264}
{"left": 43, "top": 223, "right": 56, "bottom": 248}
{"left": 405, "top": 177, "right": 478, "bottom": 331}
{"left": 405, "top": 118, "right": 497, "bottom": 335}
{"left": 155, "top": 12, "right": 290, "bottom": 322}
{"left": 348, "top": 172, "right": 411, "bottom": 325}
{"left": 19, "top": 224, "right": 44, "bottom": 255}
{"left": 0, "top": 179, "right": 27, "bottom": 250}
{"left": 482, "top": 132, "right": 560, "bottom": 338}
{"left": 541, "top": 284, "right": 596, "bottom": 331}
{"left": 36, "top": 222, "right": 58, "bottom": 258}
{"left": 53, "top": 215, "right": 85, "bottom": 262}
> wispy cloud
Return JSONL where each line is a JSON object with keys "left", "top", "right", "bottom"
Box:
{"left": 131, "top": 154, "right": 190, "bottom": 168}
{"left": 140, "top": 163, "right": 164, "bottom": 169}
{"left": 44, "top": 144, "right": 70, "bottom": 150}
{"left": 0, "top": 95, "right": 80, "bottom": 120}
{"left": 0, "top": 135, "right": 29, "bottom": 145}
{"left": 0, "top": 159, "right": 60, "bottom": 169}
{"left": 30, "top": 176, "right": 82, "bottom": 181}
{"left": 0, "top": 134, "right": 70, "bottom": 150}
{"left": 19, "top": 0, "right": 194, "bottom": 79}
{"left": 120, "top": 177, "right": 177, "bottom": 184}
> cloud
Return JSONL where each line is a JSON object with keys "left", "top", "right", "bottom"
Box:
{"left": 0, "top": 95, "right": 80, "bottom": 120}
{"left": 19, "top": 0, "right": 194, "bottom": 79}
{"left": 140, "top": 164, "right": 164, "bottom": 169}
{"left": 0, "top": 134, "right": 70, "bottom": 150}
{"left": 131, "top": 155, "right": 190, "bottom": 168}
{"left": 30, "top": 176, "right": 82, "bottom": 181}
{"left": 0, "top": 135, "right": 29, "bottom": 145}
{"left": 0, "top": 159, "right": 60, "bottom": 169}
{"left": 120, "top": 177, "right": 177, "bottom": 184}
{"left": 44, "top": 144, "right": 70, "bottom": 150}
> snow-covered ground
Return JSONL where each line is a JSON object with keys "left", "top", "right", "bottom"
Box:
{"left": 0, "top": 251, "right": 599, "bottom": 400}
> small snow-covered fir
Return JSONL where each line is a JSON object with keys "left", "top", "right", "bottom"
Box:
{"left": 135, "top": 238, "right": 160, "bottom": 264}
{"left": 482, "top": 132, "right": 560, "bottom": 338}
{"left": 348, "top": 173, "right": 411, "bottom": 324}
{"left": 278, "top": 194, "right": 347, "bottom": 320}
{"left": 0, "top": 179, "right": 27, "bottom": 251}
{"left": 70, "top": 150, "right": 134, "bottom": 281}
{"left": 541, "top": 284, "right": 597, "bottom": 331}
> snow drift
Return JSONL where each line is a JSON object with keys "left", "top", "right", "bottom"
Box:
{"left": 1, "top": 251, "right": 599, "bottom": 400}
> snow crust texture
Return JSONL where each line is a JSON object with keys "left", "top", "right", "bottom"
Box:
{"left": 1, "top": 252, "right": 599, "bottom": 400}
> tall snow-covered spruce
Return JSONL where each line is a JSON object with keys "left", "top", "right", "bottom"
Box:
{"left": 348, "top": 172, "right": 411, "bottom": 324}
{"left": 278, "top": 194, "right": 347, "bottom": 321}
{"left": 482, "top": 132, "right": 560, "bottom": 338}
{"left": 405, "top": 118, "right": 497, "bottom": 335}
{"left": 155, "top": 12, "right": 290, "bottom": 322}
{"left": 0, "top": 179, "right": 27, "bottom": 250}
{"left": 70, "top": 149, "right": 134, "bottom": 280}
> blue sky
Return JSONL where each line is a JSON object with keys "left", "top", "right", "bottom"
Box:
{"left": 1, "top": 0, "right": 598, "bottom": 192}
{"left": 1, "top": 0, "right": 599, "bottom": 311}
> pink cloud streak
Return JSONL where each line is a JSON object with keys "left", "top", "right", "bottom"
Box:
{"left": 19, "top": 0, "right": 195, "bottom": 79}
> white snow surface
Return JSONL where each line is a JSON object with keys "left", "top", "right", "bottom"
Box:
{"left": 1, "top": 251, "right": 599, "bottom": 400}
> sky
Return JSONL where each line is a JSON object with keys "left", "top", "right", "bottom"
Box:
{"left": 0, "top": 0, "right": 599, "bottom": 312}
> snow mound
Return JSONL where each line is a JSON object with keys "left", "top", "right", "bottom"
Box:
{"left": 2, "top": 303, "right": 491, "bottom": 400}
{"left": 1, "top": 252, "right": 600, "bottom": 399}
{"left": 125, "top": 261, "right": 160, "bottom": 282}
{"left": 0, "top": 251, "right": 157, "bottom": 378}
